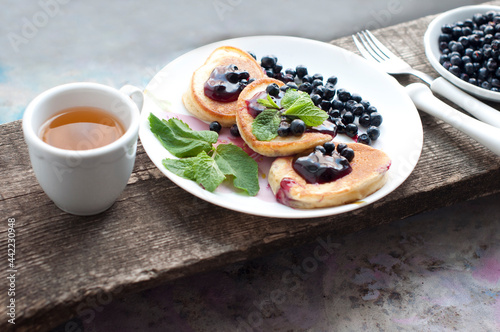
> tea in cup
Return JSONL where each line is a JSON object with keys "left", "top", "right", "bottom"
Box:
{"left": 22, "top": 82, "right": 143, "bottom": 215}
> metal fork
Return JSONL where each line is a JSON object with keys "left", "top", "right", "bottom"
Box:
{"left": 353, "top": 30, "right": 500, "bottom": 129}
{"left": 352, "top": 30, "right": 500, "bottom": 156}
{"left": 353, "top": 30, "right": 435, "bottom": 85}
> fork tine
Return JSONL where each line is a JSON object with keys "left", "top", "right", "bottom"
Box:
{"left": 364, "top": 30, "right": 398, "bottom": 60}
{"left": 360, "top": 31, "right": 389, "bottom": 61}
{"left": 353, "top": 33, "right": 384, "bottom": 63}
{"left": 352, "top": 33, "right": 375, "bottom": 61}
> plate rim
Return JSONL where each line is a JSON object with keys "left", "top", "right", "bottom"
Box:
{"left": 139, "top": 35, "right": 423, "bottom": 218}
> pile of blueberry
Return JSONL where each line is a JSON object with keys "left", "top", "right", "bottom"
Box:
{"left": 253, "top": 53, "right": 383, "bottom": 145}
{"left": 438, "top": 11, "right": 500, "bottom": 91}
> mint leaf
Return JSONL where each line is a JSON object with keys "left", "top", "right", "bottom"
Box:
{"left": 283, "top": 97, "right": 328, "bottom": 127}
{"left": 149, "top": 113, "right": 218, "bottom": 158}
{"left": 162, "top": 157, "right": 197, "bottom": 181}
{"left": 251, "top": 109, "right": 281, "bottom": 141}
{"left": 213, "top": 144, "right": 259, "bottom": 196}
{"left": 258, "top": 95, "right": 280, "bottom": 109}
{"left": 192, "top": 151, "right": 226, "bottom": 192}
{"left": 280, "top": 89, "right": 302, "bottom": 109}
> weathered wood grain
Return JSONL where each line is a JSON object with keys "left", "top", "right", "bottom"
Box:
{"left": 2, "top": 5, "right": 500, "bottom": 331}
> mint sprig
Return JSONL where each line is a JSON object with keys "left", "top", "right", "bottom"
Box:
{"left": 149, "top": 114, "right": 218, "bottom": 158}
{"left": 251, "top": 89, "right": 329, "bottom": 140}
{"left": 149, "top": 114, "right": 259, "bottom": 195}
{"left": 257, "top": 95, "right": 280, "bottom": 109}
{"left": 252, "top": 109, "right": 281, "bottom": 141}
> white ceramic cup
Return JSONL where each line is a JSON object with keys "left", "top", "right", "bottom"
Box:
{"left": 22, "top": 82, "right": 144, "bottom": 216}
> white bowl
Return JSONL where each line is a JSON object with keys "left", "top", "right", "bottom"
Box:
{"left": 424, "top": 5, "right": 500, "bottom": 102}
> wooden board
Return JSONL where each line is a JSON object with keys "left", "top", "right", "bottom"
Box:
{"left": 1, "top": 6, "right": 500, "bottom": 331}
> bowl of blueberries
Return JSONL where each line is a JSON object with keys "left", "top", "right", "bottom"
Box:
{"left": 424, "top": 5, "right": 500, "bottom": 101}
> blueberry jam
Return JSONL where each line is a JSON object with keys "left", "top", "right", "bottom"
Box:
{"left": 293, "top": 148, "right": 352, "bottom": 184}
{"left": 246, "top": 91, "right": 268, "bottom": 117}
{"left": 307, "top": 120, "right": 337, "bottom": 137}
{"left": 246, "top": 90, "right": 284, "bottom": 118}
{"left": 204, "top": 64, "right": 249, "bottom": 102}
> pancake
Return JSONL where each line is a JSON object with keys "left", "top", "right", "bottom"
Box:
{"left": 182, "top": 46, "right": 265, "bottom": 127}
{"left": 268, "top": 143, "right": 391, "bottom": 209}
{"left": 236, "top": 78, "right": 333, "bottom": 157}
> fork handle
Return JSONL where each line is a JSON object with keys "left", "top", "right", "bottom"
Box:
{"left": 430, "top": 77, "right": 500, "bottom": 128}
{"left": 406, "top": 83, "right": 500, "bottom": 156}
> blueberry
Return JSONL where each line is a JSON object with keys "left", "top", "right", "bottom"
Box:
{"left": 230, "top": 124, "right": 240, "bottom": 137}
{"left": 478, "top": 67, "right": 489, "bottom": 80}
{"left": 331, "top": 99, "right": 344, "bottom": 110}
{"left": 439, "top": 33, "right": 452, "bottom": 43}
{"left": 370, "top": 112, "right": 383, "bottom": 126}
{"left": 359, "top": 113, "right": 371, "bottom": 127}
{"left": 442, "top": 24, "right": 453, "bottom": 34}
{"left": 336, "top": 143, "right": 348, "bottom": 153}
{"left": 302, "top": 74, "right": 313, "bottom": 83}
{"left": 327, "top": 75, "right": 338, "bottom": 86}
{"left": 366, "top": 105, "right": 378, "bottom": 114}
{"left": 449, "top": 65, "right": 461, "bottom": 76}
{"left": 345, "top": 123, "right": 358, "bottom": 138}
{"left": 247, "top": 51, "right": 257, "bottom": 60}
{"left": 450, "top": 54, "right": 463, "bottom": 66}
{"left": 481, "top": 80, "right": 492, "bottom": 89}
{"left": 367, "top": 126, "right": 380, "bottom": 141}
{"left": 360, "top": 99, "right": 371, "bottom": 109}
{"left": 261, "top": 55, "right": 277, "bottom": 68}
{"left": 298, "top": 82, "right": 313, "bottom": 94}
{"left": 312, "top": 73, "right": 324, "bottom": 81}
{"left": 323, "top": 85, "right": 336, "bottom": 99}
{"left": 352, "top": 103, "right": 365, "bottom": 116}
{"left": 285, "top": 68, "right": 296, "bottom": 77}
{"left": 344, "top": 100, "right": 356, "bottom": 112}
{"left": 310, "top": 93, "right": 322, "bottom": 106}
{"left": 464, "top": 62, "right": 474, "bottom": 74}
{"left": 328, "top": 109, "right": 341, "bottom": 118}
{"left": 290, "top": 119, "right": 306, "bottom": 136}
{"left": 312, "top": 85, "right": 326, "bottom": 97}
{"left": 351, "top": 93, "right": 362, "bottom": 102}
{"left": 357, "top": 133, "right": 371, "bottom": 145}
{"left": 312, "top": 79, "right": 324, "bottom": 87}
{"left": 280, "top": 85, "right": 290, "bottom": 92}
{"left": 209, "top": 121, "right": 222, "bottom": 133}
{"left": 273, "top": 62, "right": 283, "bottom": 73}
{"left": 337, "top": 88, "right": 351, "bottom": 102}
{"left": 315, "top": 145, "right": 327, "bottom": 154}
{"left": 277, "top": 121, "right": 290, "bottom": 137}
{"left": 286, "top": 82, "right": 299, "bottom": 90}
{"left": 487, "top": 58, "right": 498, "bottom": 71}
{"left": 296, "top": 65, "right": 308, "bottom": 78}
{"left": 323, "top": 141, "right": 336, "bottom": 155}
{"left": 342, "top": 111, "right": 355, "bottom": 125}
{"left": 264, "top": 68, "right": 274, "bottom": 77}
{"left": 340, "top": 147, "right": 355, "bottom": 162}
{"left": 266, "top": 83, "right": 280, "bottom": 97}
{"left": 320, "top": 99, "right": 332, "bottom": 111}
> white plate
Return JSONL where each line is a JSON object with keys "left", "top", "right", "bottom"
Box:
{"left": 424, "top": 5, "right": 500, "bottom": 102}
{"left": 139, "top": 36, "right": 423, "bottom": 218}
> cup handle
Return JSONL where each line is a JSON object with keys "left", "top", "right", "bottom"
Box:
{"left": 120, "top": 85, "right": 144, "bottom": 112}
